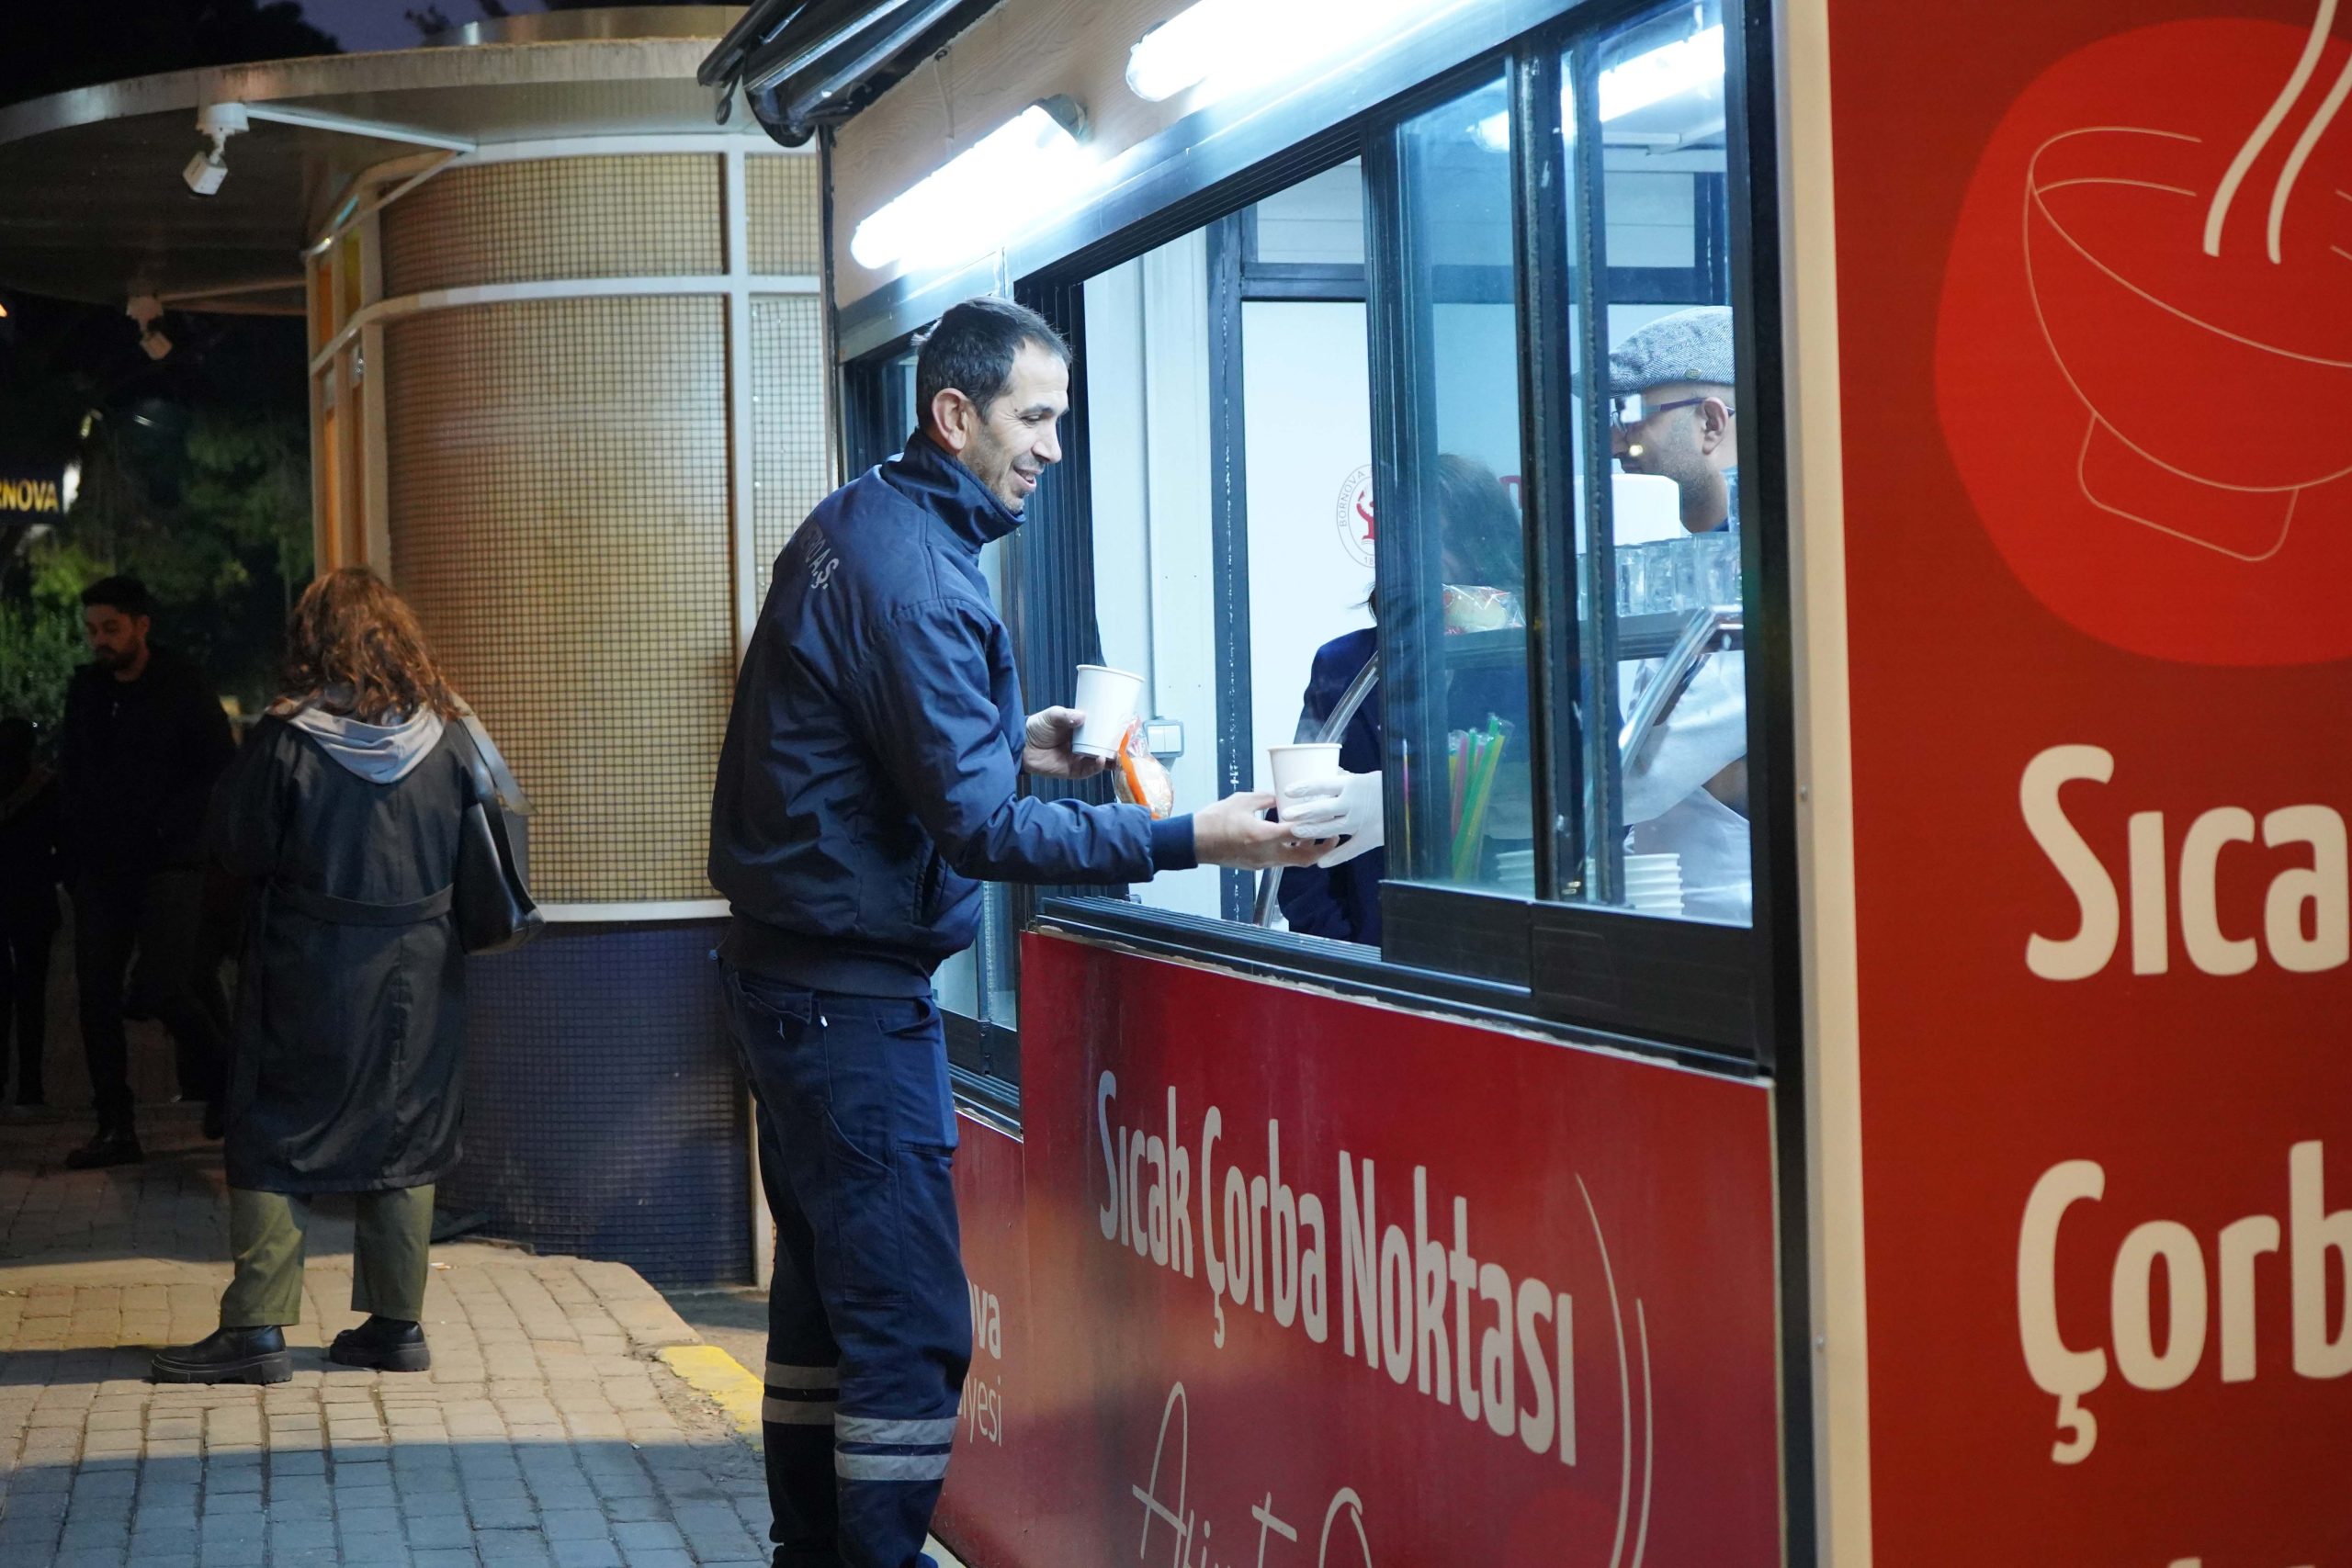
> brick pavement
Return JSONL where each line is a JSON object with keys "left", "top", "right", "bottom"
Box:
{"left": 0, "top": 1105, "right": 779, "bottom": 1568}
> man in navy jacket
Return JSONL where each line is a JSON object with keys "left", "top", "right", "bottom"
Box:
{"left": 710, "top": 297, "right": 1314, "bottom": 1568}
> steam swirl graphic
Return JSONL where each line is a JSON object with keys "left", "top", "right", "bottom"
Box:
{"left": 2203, "top": 0, "right": 2352, "bottom": 259}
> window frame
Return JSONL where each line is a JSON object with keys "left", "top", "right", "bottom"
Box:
{"left": 1018, "top": 0, "right": 1790, "bottom": 1074}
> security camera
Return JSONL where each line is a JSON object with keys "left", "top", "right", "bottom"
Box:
{"left": 184, "top": 148, "right": 227, "bottom": 197}
{"left": 183, "top": 102, "right": 247, "bottom": 198}
{"left": 125, "top": 297, "right": 170, "bottom": 359}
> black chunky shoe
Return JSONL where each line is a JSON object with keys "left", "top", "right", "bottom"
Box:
{"left": 151, "top": 1325, "right": 291, "bottom": 1385}
{"left": 329, "top": 1315, "right": 431, "bottom": 1372}
{"left": 64, "top": 1127, "right": 143, "bottom": 1169}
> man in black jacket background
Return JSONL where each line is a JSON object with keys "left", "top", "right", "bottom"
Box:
{"left": 57, "top": 575, "right": 234, "bottom": 1168}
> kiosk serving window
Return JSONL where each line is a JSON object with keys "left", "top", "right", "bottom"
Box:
{"left": 1083, "top": 175, "right": 1376, "bottom": 925}
{"left": 1579, "top": 4, "right": 1750, "bottom": 930}
{"left": 1054, "top": 0, "right": 1767, "bottom": 1062}
{"left": 1382, "top": 69, "right": 1540, "bottom": 908}
{"left": 843, "top": 0, "right": 1776, "bottom": 1082}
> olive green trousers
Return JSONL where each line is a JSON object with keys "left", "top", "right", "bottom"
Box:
{"left": 218, "top": 1185, "right": 435, "bottom": 1328}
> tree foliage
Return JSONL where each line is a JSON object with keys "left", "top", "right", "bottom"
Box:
{"left": 0, "top": 399, "right": 311, "bottom": 731}
{"left": 70, "top": 407, "right": 312, "bottom": 702}
{"left": 0, "top": 602, "right": 83, "bottom": 740}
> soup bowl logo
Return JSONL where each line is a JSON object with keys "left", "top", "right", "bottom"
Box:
{"left": 1936, "top": 14, "right": 2352, "bottom": 665}
{"left": 1333, "top": 463, "right": 1375, "bottom": 569}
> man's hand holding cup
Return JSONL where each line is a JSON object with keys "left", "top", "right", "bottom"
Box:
{"left": 1023, "top": 706, "right": 1108, "bottom": 779}
{"left": 1192, "top": 791, "right": 1328, "bottom": 870}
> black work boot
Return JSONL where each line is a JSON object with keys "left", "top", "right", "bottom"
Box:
{"left": 151, "top": 1325, "right": 291, "bottom": 1385}
{"left": 64, "top": 1125, "right": 143, "bottom": 1169}
{"left": 329, "top": 1315, "right": 431, "bottom": 1372}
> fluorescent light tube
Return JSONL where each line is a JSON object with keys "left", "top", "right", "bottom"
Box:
{"left": 1127, "top": 0, "right": 1429, "bottom": 107}
{"left": 1598, "top": 23, "right": 1724, "bottom": 122}
{"left": 849, "top": 100, "right": 1091, "bottom": 273}
{"left": 1125, "top": 0, "right": 1239, "bottom": 103}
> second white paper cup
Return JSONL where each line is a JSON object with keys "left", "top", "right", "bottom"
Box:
{"left": 1071, "top": 664, "right": 1145, "bottom": 757}
{"left": 1267, "top": 743, "right": 1344, "bottom": 821}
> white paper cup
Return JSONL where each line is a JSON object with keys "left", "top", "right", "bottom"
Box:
{"left": 1267, "top": 743, "right": 1344, "bottom": 821}
{"left": 1071, "top": 664, "right": 1145, "bottom": 757}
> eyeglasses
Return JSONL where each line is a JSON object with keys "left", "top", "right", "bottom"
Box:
{"left": 1610, "top": 395, "right": 1733, "bottom": 435}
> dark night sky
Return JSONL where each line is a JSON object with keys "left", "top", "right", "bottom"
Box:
{"left": 296, "top": 0, "right": 551, "bottom": 52}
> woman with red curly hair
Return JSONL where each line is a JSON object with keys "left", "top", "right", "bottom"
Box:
{"left": 153, "top": 568, "right": 490, "bottom": 1385}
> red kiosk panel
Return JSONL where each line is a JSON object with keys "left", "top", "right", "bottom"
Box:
{"left": 935, "top": 933, "right": 1780, "bottom": 1567}
{"left": 1829, "top": 1, "right": 2352, "bottom": 1561}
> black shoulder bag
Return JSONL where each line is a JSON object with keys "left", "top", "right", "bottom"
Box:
{"left": 451, "top": 711, "right": 544, "bottom": 955}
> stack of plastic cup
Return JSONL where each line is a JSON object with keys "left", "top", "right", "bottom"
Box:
{"left": 1623, "top": 852, "right": 1684, "bottom": 916}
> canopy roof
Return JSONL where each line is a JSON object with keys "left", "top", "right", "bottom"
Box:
{"left": 0, "top": 6, "right": 757, "bottom": 313}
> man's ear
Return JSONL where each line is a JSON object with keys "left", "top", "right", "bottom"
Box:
{"left": 928, "top": 388, "right": 976, "bottom": 454}
{"left": 1698, "top": 395, "right": 1734, "bottom": 456}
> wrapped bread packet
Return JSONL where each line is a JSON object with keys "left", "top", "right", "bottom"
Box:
{"left": 1441, "top": 582, "right": 1525, "bottom": 635}
{"left": 1110, "top": 718, "right": 1175, "bottom": 819}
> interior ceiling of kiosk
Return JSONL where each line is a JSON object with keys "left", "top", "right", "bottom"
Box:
{"left": 1596, "top": 6, "right": 1726, "bottom": 153}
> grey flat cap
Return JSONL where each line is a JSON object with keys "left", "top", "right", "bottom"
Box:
{"left": 1607, "top": 306, "right": 1736, "bottom": 394}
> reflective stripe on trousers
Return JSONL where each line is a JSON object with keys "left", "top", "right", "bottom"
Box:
{"left": 833, "top": 1415, "right": 959, "bottom": 1483}
{"left": 764, "top": 1360, "right": 839, "bottom": 1427}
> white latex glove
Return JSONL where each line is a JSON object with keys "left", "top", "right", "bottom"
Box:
{"left": 1281, "top": 771, "right": 1385, "bottom": 868}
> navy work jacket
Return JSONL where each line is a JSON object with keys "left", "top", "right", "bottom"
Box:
{"left": 710, "top": 432, "right": 1196, "bottom": 995}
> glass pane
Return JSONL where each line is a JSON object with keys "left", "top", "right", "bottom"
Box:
{"left": 1388, "top": 72, "right": 1537, "bottom": 899}
{"left": 1252, "top": 163, "right": 1366, "bottom": 265}
{"left": 933, "top": 934, "right": 979, "bottom": 1018}
{"left": 878, "top": 348, "right": 920, "bottom": 468}
{"left": 1243, "top": 296, "right": 1375, "bottom": 806}
{"left": 1083, "top": 229, "right": 1225, "bottom": 920}
{"left": 977, "top": 532, "right": 1019, "bottom": 1029}
{"left": 1575, "top": 0, "right": 1752, "bottom": 926}
{"left": 1080, "top": 168, "right": 1374, "bottom": 937}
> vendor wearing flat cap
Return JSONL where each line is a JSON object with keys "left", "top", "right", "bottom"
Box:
{"left": 1609, "top": 304, "right": 1739, "bottom": 534}
{"left": 1607, "top": 305, "right": 1751, "bottom": 923}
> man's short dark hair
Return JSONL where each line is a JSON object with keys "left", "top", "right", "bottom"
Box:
{"left": 913, "top": 297, "right": 1069, "bottom": 436}
{"left": 80, "top": 575, "right": 153, "bottom": 619}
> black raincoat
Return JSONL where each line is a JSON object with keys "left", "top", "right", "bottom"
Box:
{"left": 211, "top": 712, "right": 470, "bottom": 1193}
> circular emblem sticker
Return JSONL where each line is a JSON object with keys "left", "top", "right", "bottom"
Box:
{"left": 1935, "top": 17, "right": 2352, "bottom": 665}
{"left": 1334, "top": 464, "right": 1376, "bottom": 569}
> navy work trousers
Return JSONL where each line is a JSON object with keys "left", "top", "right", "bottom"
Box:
{"left": 721, "top": 964, "right": 971, "bottom": 1568}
